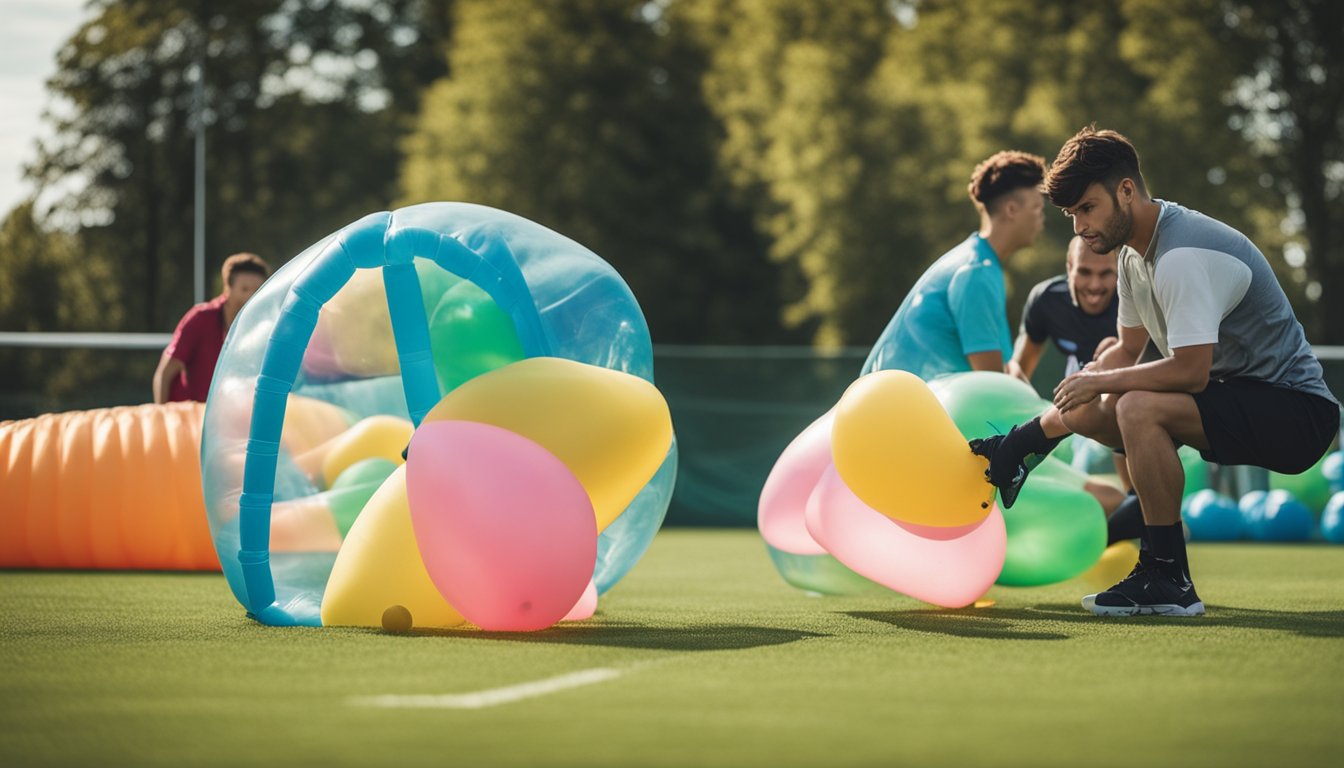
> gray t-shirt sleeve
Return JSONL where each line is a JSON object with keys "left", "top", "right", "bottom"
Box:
{"left": 1153, "top": 247, "right": 1252, "bottom": 349}
{"left": 1117, "top": 259, "right": 1143, "bottom": 329}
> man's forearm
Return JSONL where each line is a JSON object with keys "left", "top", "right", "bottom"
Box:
{"left": 1086, "top": 355, "right": 1209, "bottom": 395}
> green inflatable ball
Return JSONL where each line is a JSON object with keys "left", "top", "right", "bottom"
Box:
{"left": 428, "top": 281, "right": 526, "bottom": 393}
{"left": 330, "top": 457, "right": 398, "bottom": 492}
{"left": 414, "top": 258, "right": 464, "bottom": 320}
{"left": 1051, "top": 433, "right": 1076, "bottom": 465}
{"left": 1269, "top": 451, "right": 1333, "bottom": 515}
{"left": 1178, "top": 445, "right": 1209, "bottom": 499}
{"left": 764, "top": 544, "right": 889, "bottom": 596}
{"left": 928, "top": 371, "right": 1051, "bottom": 442}
{"left": 325, "top": 481, "right": 385, "bottom": 537}
{"left": 996, "top": 475, "right": 1107, "bottom": 587}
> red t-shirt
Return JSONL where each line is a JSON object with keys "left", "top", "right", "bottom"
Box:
{"left": 164, "top": 295, "right": 228, "bottom": 402}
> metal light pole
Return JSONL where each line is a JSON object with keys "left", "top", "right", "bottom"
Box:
{"left": 192, "top": 49, "right": 206, "bottom": 304}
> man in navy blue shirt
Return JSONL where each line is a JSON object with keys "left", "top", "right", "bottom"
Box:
{"left": 1008, "top": 236, "right": 1120, "bottom": 384}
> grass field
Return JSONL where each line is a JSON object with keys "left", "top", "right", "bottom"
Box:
{"left": 3, "top": 529, "right": 1343, "bottom": 767}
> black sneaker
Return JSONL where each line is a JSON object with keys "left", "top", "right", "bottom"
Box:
{"left": 968, "top": 433, "right": 1032, "bottom": 509}
{"left": 1084, "top": 560, "right": 1204, "bottom": 617}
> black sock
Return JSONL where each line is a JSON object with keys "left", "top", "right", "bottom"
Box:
{"left": 1146, "top": 522, "right": 1191, "bottom": 582}
{"left": 1107, "top": 491, "right": 1145, "bottom": 545}
{"left": 1005, "top": 416, "right": 1066, "bottom": 458}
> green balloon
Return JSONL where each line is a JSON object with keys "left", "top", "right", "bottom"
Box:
{"left": 428, "top": 281, "right": 526, "bottom": 393}
{"left": 1031, "top": 455, "right": 1087, "bottom": 486}
{"left": 1178, "top": 445, "right": 1209, "bottom": 499}
{"left": 1270, "top": 452, "right": 1332, "bottom": 514}
{"left": 1052, "top": 433, "right": 1076, "bottom": 465}
{"left": 331, "top": 457, "right": 398, "bottom": 492}
{"left": 928, "top": 371, "right": 1051, "bottom": 441}
{"left": 764, "top": 544, "right": 889, "bottom": 596}
{"left": 996, "top": 476, "right": 1107, "bottom": 587}
{"left": 326, "top": 481, "right": 384, "bottom": 537}
{"left": 414, "top": 258, "right": 464, "bottom": 320}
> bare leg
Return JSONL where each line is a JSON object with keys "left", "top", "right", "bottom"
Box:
{"left": 1057, "top": 393, "right": 1124, "bottom": 447}
{"left": 1114, "top": 453, "right": 1133, "bottom": 493}
{"left": 1084, "top": 479, "right": 1125, "bottom": 516}
{"left": 1114, "top": 391, "right": 1209, "bottom": 526}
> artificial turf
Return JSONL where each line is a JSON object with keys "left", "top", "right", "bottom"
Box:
{"left": 2, "top": 529, "right": 1342, "bottom": 767}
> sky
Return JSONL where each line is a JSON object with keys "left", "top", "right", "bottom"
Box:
{"left": 0, "top": 0, "right": 87, "bottom": 216}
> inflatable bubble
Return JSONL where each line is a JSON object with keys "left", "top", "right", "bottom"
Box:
{"left": 1182, "top": 489, "right": 1243, "bottom": 541}
{"left": 202, "top": 203, "right": 676, "bottom": 629}
{"left": 805, "top": 464, "right": 1007, "bottom": 606}
{"left": 925, "top": 371, "right": 1050, "bottom": 440}
{"left": 762, "top": 544, "right": 888, "bottom": 596}
{"left": 758, "top": 366, "right": 1114, "bottom": 602}
{"left": 754, "top": 373, "right": 1004, "bottom": 608}
{"left": 1321, "top": 492, "right": 1344, "bottom": 544}
{"left": 1250, "top": 490, "right": 1314, "bottom": 542}
{"left": 1323, "top": 451, "right": 1344, "bottom": 495}
{"left": 994, "top": 475, "right": 1106, "bottom": 586}
{"left": 1269, "top": 451, "right": 1333, "bottom": 515}
{"left": 1238, "top": 490, "right": 1268, "bottom": 528}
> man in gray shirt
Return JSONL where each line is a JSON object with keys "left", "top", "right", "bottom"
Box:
{"left": 970, "top": 126, "right": 1339, "bottom": 617}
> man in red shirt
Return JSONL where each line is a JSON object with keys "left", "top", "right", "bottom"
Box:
{"left": 153, "top": 252, "right": 271, "bottom": 403}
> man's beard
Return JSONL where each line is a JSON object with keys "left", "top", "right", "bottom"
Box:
{"left": 1092, "top": 201, "right": 1133, "bottom": 254}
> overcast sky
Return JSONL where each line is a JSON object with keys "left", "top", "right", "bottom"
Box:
{"left": 1, "top": 0, "right": 87, "bottom": 216}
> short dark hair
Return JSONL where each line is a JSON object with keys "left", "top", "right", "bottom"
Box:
{"left": 1045, "top": 126, "right": 1147, "bottom": 208}
{"left": 967, "top": 151, "right": 1046, "bottom": 214}
{"left": 221, "top": 252, "right": 270, "bottom": 287}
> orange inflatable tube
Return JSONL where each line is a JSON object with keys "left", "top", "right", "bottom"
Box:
{"left": 0, "top": 396, "right": 353, "bottom": 571}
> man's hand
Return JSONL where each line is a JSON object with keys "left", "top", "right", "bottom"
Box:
{"left": 1053, "top": 370, "right": 1105, "bottom": 413}
{"left": 1006, "top": 359, "right": 1031, "bottom": 384}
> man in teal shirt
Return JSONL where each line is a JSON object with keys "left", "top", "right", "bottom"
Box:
{"left": 864, "top": 150, "right": 1047, "bottom": 378}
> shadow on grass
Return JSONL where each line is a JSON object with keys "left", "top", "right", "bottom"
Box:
{"left": 846, "top": 603, "right": 1344, "bottom": 640}
{"left": 409, "top": 622, "right": 827, "bottom": 651}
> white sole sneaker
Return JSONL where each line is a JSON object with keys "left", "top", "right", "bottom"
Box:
{"left": 1084, "top": 597, "right": 1205, "bottom": 617}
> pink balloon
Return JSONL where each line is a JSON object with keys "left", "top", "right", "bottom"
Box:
{"left": 757, "top": 410, "right": 833, "bottom": 555}
{"left": 561, "top": 579, "right": 598, "bottom": 622}
{"left": 300, "top": 319, "right": 347, "bottom": 380}
{"left": 805, "top": 464, "right": 1006, "bottom": 608}
{"left": 406, "top": 420, "right": 597, "bottom": 631}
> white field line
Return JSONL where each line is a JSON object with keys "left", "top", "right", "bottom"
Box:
{"left": 349, "top": 667, "right": 624, "bottom": 710}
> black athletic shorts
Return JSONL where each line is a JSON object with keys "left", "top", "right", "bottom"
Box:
{"left": 1193, "top": 378, "right": 1340, "bottom": 474}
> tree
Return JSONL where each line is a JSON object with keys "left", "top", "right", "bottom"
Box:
{"left": 1211, "top": 0, "right": 1344, "bottom": 340}
{"left": 400, "top": 0, "right": 789, "bottom": 343}
{"left": 25, "top": 0, "right": 452, "bottom": 331}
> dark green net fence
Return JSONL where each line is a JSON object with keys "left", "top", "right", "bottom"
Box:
{"left": 4, "top": 342, "right": 1344, "bottom": 526}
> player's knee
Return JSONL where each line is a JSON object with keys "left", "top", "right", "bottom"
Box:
{"left": 1059, "top": 402, "right": 1101, "bottom": 438}
{"left": 1114, "top": 391, "right": 1159, "bottom": 433}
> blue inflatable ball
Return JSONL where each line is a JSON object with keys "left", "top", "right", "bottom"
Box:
{"left": 1323, "top": 451, "right": 1344, "bottom": 494}
{"left": 1182, "top": 489, "right": 1243, "bottom": 541}
{"left": 1238, "top": 490, "right": 1268, "bottom": 529}
{"left": 1321, "top": 492, "right": 1344, "bottom": 544}
{"left": 1252, "top": 490, "right": 1315, "bottom": 542}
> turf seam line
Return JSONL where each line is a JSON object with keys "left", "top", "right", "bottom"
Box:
{"left": 347, "top": 667, "right": 624, "bottom": 710}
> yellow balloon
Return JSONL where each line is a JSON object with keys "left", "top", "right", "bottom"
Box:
{"left": 832, "top": 370, "right": 994, "bottom": 527}
{"left": 320, "top": 268, "right": 400, "bottom": 377}
{"left": 1079, "top": 539, "right": 1140, "bottom": 590}
{"left": 423, "top": 357, "right": 673, "bottom": 532}
{"left": 320, "top": 466, "right": 467, "bottom": 629}
{"left": 318, "top": 415, "right": 413, "bottom": 488}
{"left": 281, "top": 394, "right": 355, "bottom": 455}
